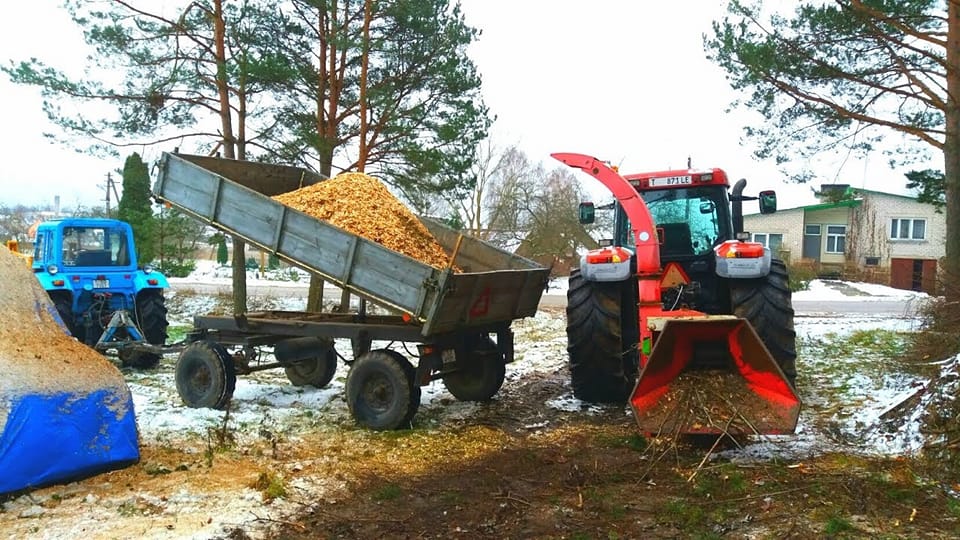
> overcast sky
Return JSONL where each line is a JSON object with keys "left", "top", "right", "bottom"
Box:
{"left": 0, "top": 1, "right": 937, "bottom": 211}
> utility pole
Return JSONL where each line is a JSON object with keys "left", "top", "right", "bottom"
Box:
{"left": 102, "top": 173, "right": 120, "bottom": 216}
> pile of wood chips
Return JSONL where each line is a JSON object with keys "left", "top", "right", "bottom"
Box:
{"left": 274, "top": 172, "right": 457, "bottom": 271}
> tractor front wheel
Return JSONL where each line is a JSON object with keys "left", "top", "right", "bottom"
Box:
{"left": 729, "top": 258, "right": 797, "bottom": 386}
{"left": 565, "top": 269, "right": 638, "bottom": 403}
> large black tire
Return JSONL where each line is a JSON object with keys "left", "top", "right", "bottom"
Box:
{"left": 442, "top": 336, "right": 506, "bottom": 402}
{"left": 119, "top": 290, "right": 169, "bottom": 369}
{"left": 565, "top": 269, "right": 639, "bottom": 403}
{"left": 728, "top": 258, "right": 798, "bottom": 387}
{"left": 284, "top": 343, "right": 338, "bottom": 388}
{"left": 175, "top": 340, "right": 237, "bottom": 410}
{"left": 381, "top": 349, "right": 422, "bottom": 427}
{"left": 50, "top": 293, "right": 78, "bottom": 339}
{"left": 346, "top": 349, "right": 419, "bottom": 430}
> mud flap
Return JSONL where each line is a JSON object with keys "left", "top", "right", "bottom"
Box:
{"left": 631, "top": 317, "right": 801, "bottom": 436}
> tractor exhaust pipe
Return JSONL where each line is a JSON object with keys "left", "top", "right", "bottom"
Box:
{"left": 731, "top": 178, "right": 746, "bottom": 235}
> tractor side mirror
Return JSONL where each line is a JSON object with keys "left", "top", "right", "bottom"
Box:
{"left": 578, "top": 202, "right": 596, "bottom": 224}
{"left": 758, "top": 190, "right": 777, "bottom": 214}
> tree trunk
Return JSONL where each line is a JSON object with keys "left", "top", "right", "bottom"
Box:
{"left": 212, "top": 0, "right": 245, "bottom": 314}
{"left": 945, "top": 1, "right": 960, "bottom": 298}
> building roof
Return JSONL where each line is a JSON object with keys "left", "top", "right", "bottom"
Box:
{"left": 775, "top": 186, "right": 921, "bottom": 213}
{"left": 798, "top": 198, "right": 862, "bottom": 212}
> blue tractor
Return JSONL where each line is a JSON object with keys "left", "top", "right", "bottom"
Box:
{"left": 32, "top": 218, "right": 170, "bottom": 368}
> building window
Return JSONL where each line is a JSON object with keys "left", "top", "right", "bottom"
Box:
{"left": 825, "top": 225, "right": 846, "bottom": 254}
{"left": 890, "top": 218, "right": 926, "bottom": 240}
{"left": 865, "top": 256, "right": 880, "bottom": 266}
{"left": 804, "top": 224, "right": 821, "bottom": 236}
{"left": 752, "top": 232, "right": 784, "bottom": 253}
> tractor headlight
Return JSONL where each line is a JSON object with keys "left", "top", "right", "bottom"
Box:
{"left": 143, "top": 264, "right": 154, "bottom": 274}
{"left": 47, "top": 264, "right": 59, "bottom": 275}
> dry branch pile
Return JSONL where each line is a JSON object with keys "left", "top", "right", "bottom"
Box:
{"left": 274, "top": 172, "right": 456, "bottom": 270}
{"left": 634, "top": 370, "right": 787, "bottom": 436}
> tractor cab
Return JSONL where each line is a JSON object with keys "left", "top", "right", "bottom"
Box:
{"left": 579, "top": 168, "right": 777, "bottom": 314}
{"left": 30, "top": 218, "right": 169, "bottom": 369}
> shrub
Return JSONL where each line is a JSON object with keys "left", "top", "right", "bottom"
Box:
{"left": 786, "top": 261, "right": 818, "bottom": 292}
{"left": 159, "top": 259, "right": 196, "bottom": 278}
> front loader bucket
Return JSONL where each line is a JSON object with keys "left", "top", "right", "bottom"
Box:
{"left": 631, "top": 317, "right": 800, "bottom": 436}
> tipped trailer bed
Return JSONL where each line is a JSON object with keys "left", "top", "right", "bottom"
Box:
{"left": 153, "top": 152, "right": 549, "bottom": 429}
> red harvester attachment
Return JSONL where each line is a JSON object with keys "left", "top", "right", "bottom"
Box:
{"left": 552, "top": 152, "right": 800, "bottom": 436}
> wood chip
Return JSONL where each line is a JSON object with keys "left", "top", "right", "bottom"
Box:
{"left": 273, "top": 173, "right": 458, "bottom": 271}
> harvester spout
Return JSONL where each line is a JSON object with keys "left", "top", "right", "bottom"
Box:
{"left": 550, "top": 153, "right": 660, "bottom": 276}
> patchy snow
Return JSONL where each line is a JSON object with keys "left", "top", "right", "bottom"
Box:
{"left": 2, "top": 269, "right": 953, "bottom": 539}
{"left": 794, "top": 278, "right": 929, "bottom": 302}
{"left": 166, "top": 259, "right": 312, "bottom": 288}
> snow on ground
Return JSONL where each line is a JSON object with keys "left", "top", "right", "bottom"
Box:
{"left": 159, "top": 269, "right": 943, "bottom": 459}
{"left": 794, "top": 278, "right": 930, "bottom": 302}
{"left": 3, "top": 269, "right": 952, "bottom": 539}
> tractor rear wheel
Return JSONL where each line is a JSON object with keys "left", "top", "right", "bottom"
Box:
{"left": 120, "top": 290, "right": 169, "bottom": 369}
{"left": 729, "top": 258, "right": 797, "bottom": 386}
{"left": 565, "top": 269, "right": 638, "bottom": 403}
{"left": 50, "top": 293, "right": 78, "bottom": 339}
{"left": 442, "top": 335, "right": 506, "bottom": 402}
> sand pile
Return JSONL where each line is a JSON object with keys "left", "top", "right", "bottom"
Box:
{"left": 0, "top": 248, "right": 132, "bottom": 429}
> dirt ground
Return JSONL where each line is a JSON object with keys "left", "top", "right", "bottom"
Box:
{"left": 7, "top": 367, "right": 956, "bottom": 540}
{"left": 3, "top": 301, "right": 959, "bottom": 539}
{"left": 265, "top": 374, "right": 960, "bottom": 540}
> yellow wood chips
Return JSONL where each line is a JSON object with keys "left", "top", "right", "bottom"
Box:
{"left": 273, "top": 172, "right": 456, "bottom": 270}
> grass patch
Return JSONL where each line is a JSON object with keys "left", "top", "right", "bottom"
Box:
{"left": 372, "top": 483, "right": 402, "bottom": 501}
{"left": 823, "top": 514, "right": 855, "bottom": 535}
{"left": 251, "top": 469, "right": 287, "bottom": 502}
{"left": 595, "top": 433, "right": 647, "bottom": 452}
{"left": 662, "top": 499, "right": 706, "bottom": 530}
{"left": 166, "top": 324, "right": 191, "bottom": 343}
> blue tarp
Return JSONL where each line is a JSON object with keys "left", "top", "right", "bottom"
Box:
{"left": 0, "top": 389, "right": 139, "bottom": 495}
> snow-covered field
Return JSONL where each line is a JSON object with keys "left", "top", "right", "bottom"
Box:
{"left": 3, "top": 267, "right": 955, "bottom": 539}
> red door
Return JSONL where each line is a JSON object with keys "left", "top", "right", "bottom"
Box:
{"left": 890, "top": 258, "right": 938, "bottom": 293}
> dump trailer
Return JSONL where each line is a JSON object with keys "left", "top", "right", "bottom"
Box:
{"left": 553, "top": 153, "right": 800, "bottom": 437}
{"left": 153, "top": 152, "right": 549, "bottom": 430}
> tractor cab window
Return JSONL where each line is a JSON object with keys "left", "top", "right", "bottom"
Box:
{"left": 62, "top": 227, "right": 129, "bottom": 267}
{"left": 639, "top": 187, "right": 728, "bottom": 257}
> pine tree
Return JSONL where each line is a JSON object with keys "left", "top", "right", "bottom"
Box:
{"left": 117, "top": 152, "right": 157, "bottom": 264}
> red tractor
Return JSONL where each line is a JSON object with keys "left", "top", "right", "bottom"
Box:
{"left": 553, "top": 153, "right": 800, "bottom": 436}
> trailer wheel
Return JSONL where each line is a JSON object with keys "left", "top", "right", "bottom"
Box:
{"left": 175, "top": 340, "right": 236, "bottom": 410}
{"left": 729, "top": 258, "right": 797, "bottom": 386}
{"left": 442, "top": 336, "right": 506, "bottom": 401}
{"left": 380, "top": 349, "right": 422, "bottom": 427}
{"left": 120, "top": 290, "right": 169, "bottom": 369}
{"left": 346, "top": 349, "right": 419, "bottom": 430}
{"left": 566, "top": 268, "right": 638, "bottom": 403}
{"left": 284, "top": 342, "right": 338, "bottom": 388}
